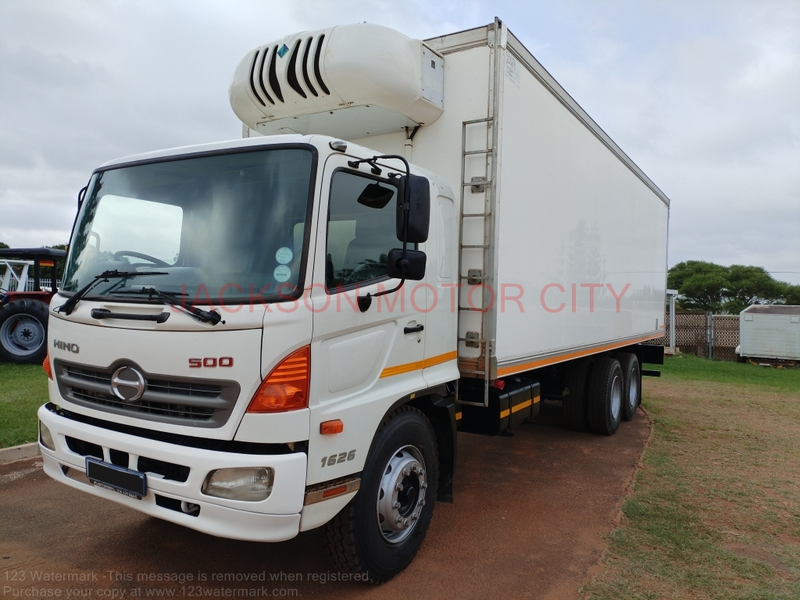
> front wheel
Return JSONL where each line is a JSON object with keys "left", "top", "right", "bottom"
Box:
{"left": 326, "top": 406, "right": 439, "bottom": 583}
{"left": 0, "top": 299, "right": 49, "bottom": 364}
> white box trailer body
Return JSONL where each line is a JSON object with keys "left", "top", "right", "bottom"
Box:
{"left": 39, "top": 19, "right": 670, "bottom": 583}
{"left": 241, "top": 21, "right": 670, "bottom": 380}
{"left": 739, "top": 305, "right": 800, "bottom": 361}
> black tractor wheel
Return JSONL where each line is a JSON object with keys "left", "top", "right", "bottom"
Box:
{"left": 0, "top": 299, "right": 49, "bottom": 364}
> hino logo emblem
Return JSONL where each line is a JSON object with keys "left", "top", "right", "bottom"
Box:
{"left": 110, "top": 366, "right": 146, "bottom": 402}
{"left": 53, "top": 340, "right": 80, "bottom": 353}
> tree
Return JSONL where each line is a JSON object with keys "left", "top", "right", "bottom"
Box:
{"left": 668, "top": 261, "right": 791, "bottom": 314}
{"left": 0, "top": 242, "right": 9, "bottom": 249}
{"left": 723, "top": 265, "right": 785, "bottom": 314}
{"left": 781, "top": 283, "right": 800, "bottom": 306}
{"left": 667, "top": 260, "right": 730, "bottom": 312}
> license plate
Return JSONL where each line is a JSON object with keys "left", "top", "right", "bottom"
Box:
{"left": 86, "top": 457, "right": 147, "bottom": 499}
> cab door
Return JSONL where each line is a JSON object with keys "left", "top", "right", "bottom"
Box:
{"left": 306, "top": 154, "right": 427, "bottom": 485}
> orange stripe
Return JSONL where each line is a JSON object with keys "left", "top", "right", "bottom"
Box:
{"left": 496, "top": 332, "right": 663, "bottom": 378}
{"left": 380, "top": 350, "right": 458, "bottom": 378}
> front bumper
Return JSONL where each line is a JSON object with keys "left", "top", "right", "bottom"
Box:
{"left": 37, "top": 404, "right": 307, "bottom": 542}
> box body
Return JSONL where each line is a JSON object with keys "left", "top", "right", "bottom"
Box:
{"left": 351, "top": 21, "right": 669, "bottom": 379}
{"left": 740, "top": 305, "right": 800, "bottom": 361}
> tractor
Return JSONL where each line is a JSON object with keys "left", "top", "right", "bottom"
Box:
{"left": 0, "top": 248, "right": 66, "bottom": 364}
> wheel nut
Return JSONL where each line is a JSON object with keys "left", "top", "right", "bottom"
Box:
{"left": 421, "top": 482, "right": 428, "bottom": 489}
{"left": 393, "top": 501, "right": 401, "bottom": 509}
{"left": 403, "top": 468, "right": 411, "bottom": 477}
{"left": 396, "top": 483, "right": 403, "bottom": 491}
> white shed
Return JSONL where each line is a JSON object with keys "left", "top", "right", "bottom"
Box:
{"left": 738, "top": 305, "right": 800, "bottom": 361}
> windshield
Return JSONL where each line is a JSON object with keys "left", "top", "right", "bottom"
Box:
{"left": 62, "top": 147, "right": 315, "bottom": 304}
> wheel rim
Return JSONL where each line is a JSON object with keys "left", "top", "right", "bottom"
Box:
{"left": 376, "top": 445, "right": 428, "bottom": 544}
{"left": 628, "top": 372, "right": 639, "bottom": 411}
{"left": 0, "top": 314, "right": 45, "bottom": 356}
{"left": 610, "top": 375, "right": 622, "bottom": 421}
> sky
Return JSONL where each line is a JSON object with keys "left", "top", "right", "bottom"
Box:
{"left": 1, "top": 0, "right": 798, "bottom": 284}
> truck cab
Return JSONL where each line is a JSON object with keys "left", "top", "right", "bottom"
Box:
{"left": 39, "top": 133, "right": 458, "bottom": 581}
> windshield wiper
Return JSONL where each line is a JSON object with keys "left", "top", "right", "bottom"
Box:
{"left": 57, "top": 270, "right": 168, "bottom": 315}
{"left": 116, "top": 287, "right": 225, "bottom": 326}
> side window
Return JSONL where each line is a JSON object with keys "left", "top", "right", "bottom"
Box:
{"left": 326, "top": 171, "right": 397, "bottom": 289}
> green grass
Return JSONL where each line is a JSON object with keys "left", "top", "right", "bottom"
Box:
{"left": 653, "top": 352, "right": 800, "bottom": 392}
{"left": 0, "top": 363, "right": 49, "bottom": 447}
{"left": 582, "top": 355, "right": 800, "bottom": 599}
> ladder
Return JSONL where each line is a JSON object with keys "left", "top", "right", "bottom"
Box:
{"left": 457, "top": 18, "right": 504, "bottom": 407}
{"left": 457, "top": 117, "right": 497, "bottom": 407}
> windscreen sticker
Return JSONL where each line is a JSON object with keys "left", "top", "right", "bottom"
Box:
{"left": 273, "top": 265, "right": 292, "bottom": 283}
{"left": 275, "top": 247, "right": 293, "bottom": 265}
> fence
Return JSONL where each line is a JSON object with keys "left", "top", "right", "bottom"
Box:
{"left": 3, "top": 279, "right": 61, "bottom": 292}
{"left": 646, "top": 311, "right": 740, "bottom": 361}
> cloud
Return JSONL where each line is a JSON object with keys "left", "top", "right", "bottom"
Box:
{"left": 1, "top": 0, "right": 798, "bottom": 285}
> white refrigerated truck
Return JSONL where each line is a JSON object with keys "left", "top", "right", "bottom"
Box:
{"left": 38, "top": 20, "right": 669, "bottom": 582}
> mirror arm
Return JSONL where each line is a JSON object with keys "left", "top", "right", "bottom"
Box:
{"left": 353, "top": 153, "right": 414, "bottom": 313}
{"left": 77, "top": 185, "right": 88, "bottom": 209}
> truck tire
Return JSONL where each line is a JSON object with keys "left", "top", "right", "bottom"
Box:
{"left": 587, "top": 357, "right": 623, "bottom": 435}
{"left": 325, "top": 405, "right": 438, "bottom": 583}
{"left": 563, "top": 358, "right": 594, "bottom": 431}
{"left": 0, "top": 299, "right": 49, "bottom": 364}
{"left": 617, "top": 352, "right": 641, "bottom": 421}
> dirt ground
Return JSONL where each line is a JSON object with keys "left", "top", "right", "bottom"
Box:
{"left": 0, "top": 402, "right": 651, "bottom": 599}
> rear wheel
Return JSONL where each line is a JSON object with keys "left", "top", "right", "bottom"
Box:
{"left": 0, "top": 299, "right": 49, "bottom": 364}
{"left": 326, "top": 406, "right": 438, "bottom": 583}
{"left": 563, "top": 358, "right": 594, "bottom": 431}
{"left": 588, "top": 357, "right": 623, "bottom": 435}
{"left": 617, "top": 353, "right": 641, "bottom": 421}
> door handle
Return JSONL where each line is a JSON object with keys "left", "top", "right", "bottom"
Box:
{"left": 404, "top": 324, "right": 425, "bottom": 334}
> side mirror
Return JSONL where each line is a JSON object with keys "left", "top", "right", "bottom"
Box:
{"left": 387, "top": 248, "right": 426, "bottom": 281}
{"left": 396, "top": 174, "right": 430, "bottom": 243}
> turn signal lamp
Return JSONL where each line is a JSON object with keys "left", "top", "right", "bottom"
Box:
{"left": 320, "top": 419, "right": 344, "bottom": 435}
{"left": 43, "top": 352, "right": 53, "bottom": 380}
{"left": 247, "top": 346, "right": 310, "bottom": 413}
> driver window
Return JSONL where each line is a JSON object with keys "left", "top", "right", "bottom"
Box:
{"left": 326, "top": 171, "right": 397, "bottom": 290}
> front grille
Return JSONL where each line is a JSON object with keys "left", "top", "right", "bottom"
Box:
{"left": 64, "top": 434, "right": 190, "bottom": 482}
{"left": 55, "top": 360, "right": 240, "bottom": 428}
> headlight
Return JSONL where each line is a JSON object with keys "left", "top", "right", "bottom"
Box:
{"left": 201, "top": 467, "right": 274, "bottom": 502}
{"left": 39, "top": 420, "right": 55, "bottom": 451}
